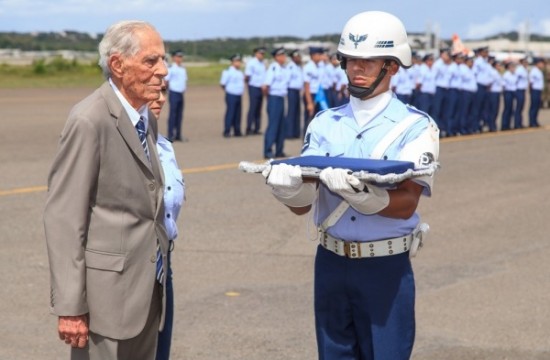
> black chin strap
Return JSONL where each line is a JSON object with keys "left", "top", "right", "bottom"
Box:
{"left": 346, "top": 61, "right": 389, "bottom": 99}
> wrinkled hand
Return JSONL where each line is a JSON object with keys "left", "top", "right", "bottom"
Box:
{"left": 262, "top": 164, "right": 303, "bottom": 193}
{"left": 58, "top": 315, "right": 89, "bottom": 348}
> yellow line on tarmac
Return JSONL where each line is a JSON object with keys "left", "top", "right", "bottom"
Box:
{"left": 0, "top": 185, "right": 48, "bottom": 197}
{"left": 0, "top": 125, "right": 547, "bottom": 197}
{"left": 0, "top": 162, "right": 249, "bottom": 197}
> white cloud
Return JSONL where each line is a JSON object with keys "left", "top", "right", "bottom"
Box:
{"left": 539, "top": 18, "right": 550, "bottom": 36}
{"left": 466, "top": 12, "right": 517, "bottom": 39}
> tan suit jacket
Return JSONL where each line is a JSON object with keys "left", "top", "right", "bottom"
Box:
{"left": 44, "top": 82, "right": 169, "bottom": 340}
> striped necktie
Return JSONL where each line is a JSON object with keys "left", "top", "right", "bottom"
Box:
{"left": 136, "top": 117, "right": 163, "bottom": 283}
{"left": 135, "top": 117, "right": 150, "bottom": 161}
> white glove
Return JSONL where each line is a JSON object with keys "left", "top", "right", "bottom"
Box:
{"left": 319, "top": 167, "right": 389, "bottom": 215}
{"left": 262, "top": 164, "right": 316, "bottom": 207}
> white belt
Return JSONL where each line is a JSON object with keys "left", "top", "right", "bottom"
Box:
{"left": 318, "top": 223, "right": 428, "bottom": 259}
{"left": 319, "top": 232, "right": 412, "bottom": 258}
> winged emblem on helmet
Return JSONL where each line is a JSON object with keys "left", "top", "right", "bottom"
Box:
{"left": 349, "top": 33, "right": 368, "bottom": 49}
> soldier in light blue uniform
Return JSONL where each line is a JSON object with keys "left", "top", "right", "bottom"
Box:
{"left": 445, "top": 53, "right": 464, "bottom": 136}
{"left": 416, "top": 54, "right": 436, "bottom": 114}
{"left": 458, "top": 55, "right": 478, "bottom": 134}
{"left": 432, "top": 49, "right": 452, "bottom": 136}
{"left": 472, "top": 46, "right": 492, "bottom": 132}
{"left": 487, "top": 60, "right": 504, "bottom": 132}
{"left": 286, "top": 49, "right": 304, "bottom": 139}
{"left": 263, "top": 47, "right": 290, "bottom": 159}
{"left": 303, "top": 46, "right": 325, "bottom": 134}
{"left": 514, "top": 58, "right": 529, "bottom": 129}
{"left": 263, "top": 11, "right": 439, "bottom": 360}
{"left": 245, "top": 47, "right": 267, "bottom": 135}
{"left": 220, "top": 54, "right": 245, "bottom": 137}
{"left": 528, "top": 57, "right": 545, "bottom": 127}
{"left": 501, "top": 62, "right": 517, "bottom": 130}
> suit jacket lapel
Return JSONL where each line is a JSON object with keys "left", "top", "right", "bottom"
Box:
{"left": 100, "top": 82, "right": 154, "bottom": 176}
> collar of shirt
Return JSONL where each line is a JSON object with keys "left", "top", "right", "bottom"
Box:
{"left": 109, "top": 78, "right": 149, "bottom": 129}
{"left": 349, "top": 90, "right": 393, "bottom": 127}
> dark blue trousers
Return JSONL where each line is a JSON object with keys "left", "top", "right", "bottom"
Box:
{"left": 501, "top": 90, "right": 515, "bottom": 130}
{"left": 223, "top": 93, "right": 242, "bottom": 136}
{"left": 286, "top": 88, "right": 302, "bottom": 138}
{"left": 416, "top": 92, "right": 434, "bottom": 116}
{"left": 514, "top": 89, "right": 526, "bottom": 128}
{"left": 472, "top": 84, "right": 488, "bottom": 132}
{"left": 458, "top": 90, "right": 475, "bottom": 134}
{"left": 432, "top": 86, "right": 448, "bottom": 132}
{"left": 529, "top": 89, "right": 542, "bottom": 127}
{"left": 264, "top": 95, "right": 286, "bottom": 158}
{"left": 486, "top": 91, "right": 501, "bottom": 132}
{"left": 167, "top": 91, "right": 184, "bottom": 140}
{"left": 156, "top": 251, "right": 173, "bottom": 360}
{"left": 445, "top": 88, "right": 460, "bottom": 135}
{"left": 314, "top": 246, "right": 415, "bottom": 360}
{"left": 246, "top": 85, "right": 263, "bottom": 133}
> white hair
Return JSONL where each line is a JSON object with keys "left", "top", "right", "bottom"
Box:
{"left": 98, "top": 20, "right": 157, "bottom": 79}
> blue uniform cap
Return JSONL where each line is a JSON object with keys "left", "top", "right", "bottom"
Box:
{"left": 172, "top": 50, "right": 184, "bottom": 57}
{"left": 230, "top": 53, "right": 242, "bottom": 61}
{"left": 289, "top": 49, "right": 301, "bottom": 58}
{"left": 309, "top": 46, "right": 324, "bottom": 55}
{"left": 253, "top": 46, "right": 267, "bottom": 54}
{"left": 271, "top": 47, "right": 286, "bottom": 57}
{"left": 422, "top": 54, "right": 434, "bottom": 62}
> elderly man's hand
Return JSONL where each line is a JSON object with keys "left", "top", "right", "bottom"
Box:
{"left": 58, "top": 315, "right": 89, "bottom": 348}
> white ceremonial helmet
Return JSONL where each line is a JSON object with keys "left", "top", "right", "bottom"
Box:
{"left": 337, "top": 11, "right": 412, "bottom": 68}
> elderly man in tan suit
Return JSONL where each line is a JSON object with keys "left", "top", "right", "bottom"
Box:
{"left": 44, "top": 20, "right": 170, "bottom": 359}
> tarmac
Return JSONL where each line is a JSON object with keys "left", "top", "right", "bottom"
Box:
{"left": 1, "top": 86, "right": 549, "bottom": 359}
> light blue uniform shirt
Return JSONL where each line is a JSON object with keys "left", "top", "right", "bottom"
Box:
{"left": 448, "top": 62, "right": 462, "bottom": 89}
{"left": 459, "top": 64, "right": 477, "bottom": 92}
{"left": 433, "top": 59, "right": 451, "bottom": 88}
{"left": 418, "top": 64, "right": 436, "bottom": 94}
{"left": 529, "top": 67, "right": 544, "bottom": 91}
{"left": 489, "top": 67, "right": 504, "bottom": 93}
{"left": 264, "top": 62, "right": 290, "bottom": 97}
{"left": 157, "top": 135, "right": 185, "bottom": 241}
{"left": 321, "top": 62, "right": 334, "bottom": 90}
{"left": 474, "top": 56, "right": 492, "bottom": 86}
{"left": 503, "top": 71, "right": 518, "bottom": 91}
{"left": 515, "top": 65, "right": 528, "bottom": 90}
{"left": 245, "top": 57, "right": 266, "bottom": 88}
{"left": 302, "top": 97, "right": 438, "bottom": 242}
{"left": 391, "top": 67, "right": 414, "bottom": 95}
{"left": 287, "top": 61, "right": 304, "bottom": 90}
{"left": 303, "top": 60, "right": 322, "bottom": 93}
{"left": 220, "top": 66, "right": 245, "bottom": 96}
{"left": 165, "top": 64, "right": 187, "bottom": 93}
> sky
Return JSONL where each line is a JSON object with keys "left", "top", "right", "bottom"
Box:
{"left": 0, "top": 0, "right": 549, "bottom": 42}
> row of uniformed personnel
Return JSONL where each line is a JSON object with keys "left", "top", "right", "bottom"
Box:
{"left": 219, "top": 46, "right": 349, "bottom": 158}
{"left": 391, "top": 47, "right": 546, "bottom": 136}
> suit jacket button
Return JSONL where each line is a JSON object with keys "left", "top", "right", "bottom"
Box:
{"left": 150, "top": 254, "right": 157, "bottom": 263}
{"left": 149, "top": 183, "right": 155, "bottom": 191}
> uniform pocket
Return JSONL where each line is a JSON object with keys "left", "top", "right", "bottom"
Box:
{"left": 85, "top": 249, "right": 126, "bottom": 272}
{"left": 319, "top": 143, "right": 346, "bottom": 157}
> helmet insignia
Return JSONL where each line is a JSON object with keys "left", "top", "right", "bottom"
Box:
{"left": 348, "top": 33, "right": 368, "bottom": 49}
{"left": 374, "top": 40, "right": 395, "bottom": 48}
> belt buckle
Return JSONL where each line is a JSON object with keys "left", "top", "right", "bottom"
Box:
{"left": 344, "top": 242, "right": 360, "bottom": 259}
